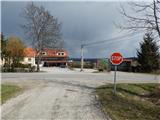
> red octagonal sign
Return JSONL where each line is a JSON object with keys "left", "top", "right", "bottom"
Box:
{"left": 110, "top": 52, "right": 123, "bottom": 65}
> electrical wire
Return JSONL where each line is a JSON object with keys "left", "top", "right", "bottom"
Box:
{"left": 82, "top": 32, "right": 143, "bottom": 47}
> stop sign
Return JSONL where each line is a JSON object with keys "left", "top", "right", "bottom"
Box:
{"left": 110, "top": 52, "right": 123, "bottom": 65}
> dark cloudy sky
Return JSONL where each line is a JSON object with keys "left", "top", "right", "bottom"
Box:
{"left": 1, "top": 1, "right": 145, "bottom": 58}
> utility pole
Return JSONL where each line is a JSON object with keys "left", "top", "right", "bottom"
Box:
{"left": 81, "top": 44, "right": 84, "bottom": 71}
{"left": 79, "top": 33, "right": 141, "bottom": 72}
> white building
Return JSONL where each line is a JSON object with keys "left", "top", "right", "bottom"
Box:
{"left": 21, "top": 48, "right": 36, "bottom": 66}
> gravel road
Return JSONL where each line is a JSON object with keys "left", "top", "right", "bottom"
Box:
{"left": 1, "top": 67, "right": 159, "bottom": 120}
{"left": 2, "top": 80, "right": 107, "bottom": 120}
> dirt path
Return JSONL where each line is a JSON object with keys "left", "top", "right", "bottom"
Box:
{"left": 2, "top": 80, "right": 108, "bottom": 120}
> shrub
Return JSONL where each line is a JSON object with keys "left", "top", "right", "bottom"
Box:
{"left": 2, "top": 63, "right": 35, "bottom": 72}
{"left": 30, "top": 66, "right": 36, "bottom": 72}
{"left": 97, "top": 59, "right": 110, "bottom": 72}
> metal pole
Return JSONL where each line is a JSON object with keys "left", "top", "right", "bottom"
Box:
{"left": 113, "top": 65, "right": 117, "bottom": 94}
{"left": 81, "top": 45, "right": 84, "bottom": 71}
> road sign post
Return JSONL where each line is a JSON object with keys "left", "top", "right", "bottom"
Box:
{"left": 113, "top": 65, "right": 117, "bottom": 94}
{"left": 110, "top": 52, "right": 123, "bottom": 94}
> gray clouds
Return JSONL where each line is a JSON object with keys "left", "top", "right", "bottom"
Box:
{"left": 1, "top": 1, "right": 143, "bottom": 58}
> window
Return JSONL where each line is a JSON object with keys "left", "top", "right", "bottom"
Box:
{"left": 57, "top": 52, "right": 65, "bottom": 56}
{"left": 42, "top": 52, "right": 47, "bottom": 55}
{"left": 28, "top": 58, "right": 31, "bottom": 62}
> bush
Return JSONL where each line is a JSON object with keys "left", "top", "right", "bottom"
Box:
{"left": 97, "top": 59, "right": 110, "bottom": 72}
{"left": 30, "top": 66, "right": 36, "bottom": 72}
{"left": 2, "top": 63, "right": 36, "bottom": 72}
{"left": 16, "top": 63, "right": 31, "bottom": 68}
{"left": 68, "top": 66, "right": 74, "bottom": 70}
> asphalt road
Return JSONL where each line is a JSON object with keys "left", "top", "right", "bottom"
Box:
{"left": 2, "top": 68, "right": 159, "bottom": 85}
{"left": 1, "top": 68, "right": 160, "bottom": 120}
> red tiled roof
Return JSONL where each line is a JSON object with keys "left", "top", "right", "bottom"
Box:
{"left": 42, "top": 48, "right": 68, "bottom": 57}
{"left": 24, "top": 48, "right": 68, "bottom": 57}
{"left": 24, "top": 48, "right": 35, "bottom": 57}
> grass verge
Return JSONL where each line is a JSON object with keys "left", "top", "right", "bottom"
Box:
{"left": 1, "top": 84, "right": 22, "bottom": 104}
{"left": 96, "top": 83, "right": 160, "bottom": 120}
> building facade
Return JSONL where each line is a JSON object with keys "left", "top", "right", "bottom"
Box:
{"left": 23, "top": 48, "right": 68, "bottom": 67}
{"left": 38, "top": 48, "right": 68, "bottom": 67}
{"left": 22, "top": 48, "right": 36, "bottom": 66}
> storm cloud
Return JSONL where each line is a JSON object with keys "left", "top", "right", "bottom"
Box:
{"left": 1, "top": 1, "right": 144, "bottom": 58}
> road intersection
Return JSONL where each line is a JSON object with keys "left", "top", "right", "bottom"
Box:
{"left": 1, "top": 67, "right": 159, "bottom": 120}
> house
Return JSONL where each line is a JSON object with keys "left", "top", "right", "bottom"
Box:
{"left": 22, "top": 48, "right": 68, "bottom": 67}
{"left": 38, "top": 48, "right": 68, "bottom": 67}
{"left": 22, "top": 48, "right": 36, "bottom": 66}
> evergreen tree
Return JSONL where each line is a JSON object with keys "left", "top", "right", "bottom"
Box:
{"left": 137, "top": 33, "right": 160, "bottom": 73}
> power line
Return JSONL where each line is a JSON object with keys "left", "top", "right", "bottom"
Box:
{"left": 82, "top": 32, "right": 143, "bottom": 47}
{"left": 84, "top": 36, "right": 140, "bottom": 48}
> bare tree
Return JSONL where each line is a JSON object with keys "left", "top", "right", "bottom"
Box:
{"left": 118, "top": 0, "right": 160, "bottom": 75}
{"left": 118, "top": 0, "right": 160, "bottom": 40}
{"left": 22, "top": 2, "right": 62, "bottom": 71}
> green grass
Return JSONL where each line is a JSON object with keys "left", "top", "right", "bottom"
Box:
{"left": 1, "top": 84, "right": 21, "bottom": 104}
{"left": 96, "top": 84, "right": 160, "bottom": 120}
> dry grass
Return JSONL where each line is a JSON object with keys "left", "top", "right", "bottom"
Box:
{"left": 96, "top": 84, "right": 160, "bottom": 120}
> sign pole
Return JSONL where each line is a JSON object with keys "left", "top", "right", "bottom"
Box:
{"left": 110, "top": 52, "right": 123, "bottom": 95}
{"left": 113, "top": 65, "right": 117, "bottom": 94}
